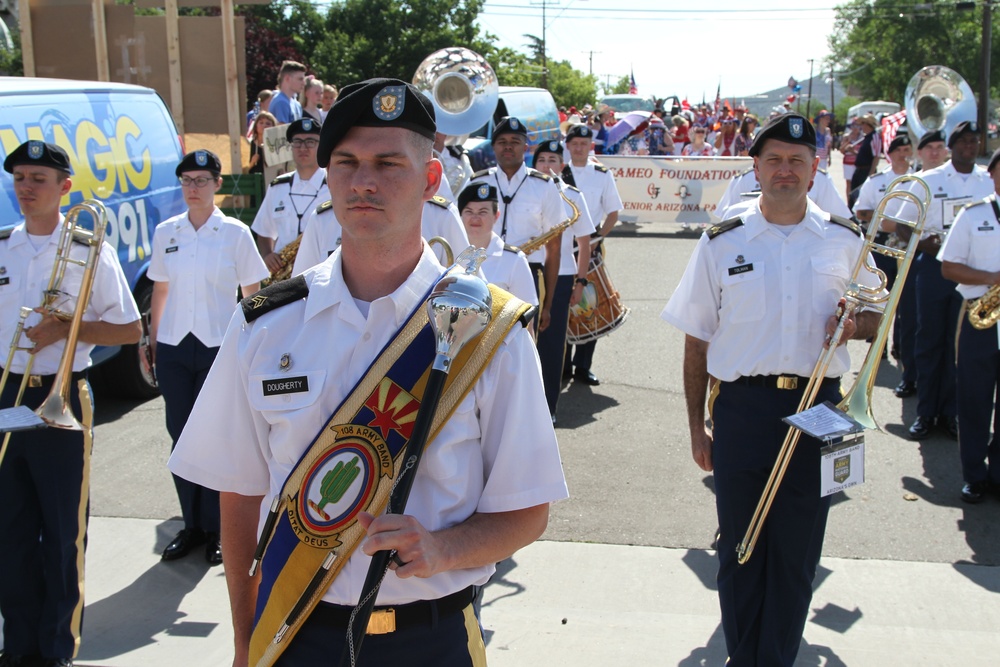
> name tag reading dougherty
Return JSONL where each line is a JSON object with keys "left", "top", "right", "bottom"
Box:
{"left": 262, "top": 375, "right": 309, "bottom": 396}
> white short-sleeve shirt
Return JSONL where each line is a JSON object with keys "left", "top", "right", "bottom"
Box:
{"left": 0, "top": 219, "right": 140, "bottom": 374}
{"left": 250, "top": 168, "right": 327, "bottom": 253}
{"left": 480, "top": 233, "right": 538, "bottom": 307}
{"left": 891, "top": 161, "right": 994, "bottom": 238}
{"left": 939, "top": 194, "right": 1000, "bottom": 300}
{"left": 148, "top": 208, "right": 269, "bottom": 347}
{"left": 661, "top": 199, "right": 883, "bottom": 382}
{"left": 168, "top": 243, "right": 567, "bottom": 605}
{"left": 568, "top": 162, "right": 623, "bottom": 226}
{"left": 717, "top": 168, "right": 852, "bottom": 220}
{"left": 556, "top": 181, "right": 596, "bottom": 276}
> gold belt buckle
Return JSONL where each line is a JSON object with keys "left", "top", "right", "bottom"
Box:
{"left": 776, "top": 376, "right": 798, "bottom": 390}
{"left": 28, "top": 375, "right": 42, "bottom": 388}
{"left": 366, "top": 609, "right": 396, "bottom": 635}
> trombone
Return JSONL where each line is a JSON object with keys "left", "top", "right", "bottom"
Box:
{"left": 0, "top": 200, "right": 108, "bottom": 467}
{"left": 735, "top": 176, "right": 930, "bottom": 565}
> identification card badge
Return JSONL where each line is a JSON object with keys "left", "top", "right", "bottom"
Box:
{"left": 943, "top": 196, "right": 973, "bottom": 229}
{"left": 820, "top": 434, "right": 865, "bottom": 497}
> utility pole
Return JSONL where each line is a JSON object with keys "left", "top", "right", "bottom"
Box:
{"left": 582, "top": 50, "right": 601, "bottom": 76}
{"left": 806, "top": 58, "right": 814, "bottom": 119}
{"left": 532, "top": 0, "right": 560, "bottom": 90}
{"left": 830, "top": 65, "right": 835, "bottom": 114}
{"left": 979, "top": 0, "right": 993, "bottom": 155}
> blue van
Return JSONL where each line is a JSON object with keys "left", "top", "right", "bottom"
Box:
{"left": 465, "top": 86, "right": 561, "bottom": 171}
{"left": 0, "top": 77, "right": 185, "bottom": 398}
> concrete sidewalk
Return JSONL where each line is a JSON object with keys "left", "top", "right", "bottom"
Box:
{"left": 47, "top": 516, "right": 999, "bottom": 666}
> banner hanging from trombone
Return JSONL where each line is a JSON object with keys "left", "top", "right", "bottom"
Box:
{"left": 599, "top": 156, "right": 752, "bottom": 225}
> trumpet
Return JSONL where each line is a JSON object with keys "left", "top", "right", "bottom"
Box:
{"left": 511, "top": 190, "right": 581, "bottom": 256}
{"left": 0, "top": 200, "right": 108, "bottom": 466}
{"left": 735, "top": 177, "right": 929, "bottom": 565}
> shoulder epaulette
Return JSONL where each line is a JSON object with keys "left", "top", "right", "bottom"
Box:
{"left": 829, "top": 215, "right": 862, "bottom": 237}
{"left": 964, "top": 197, "right": 989, "bottom": 211}
{"left": 316, "top": 200, "right": 333, "bottom": 214}
{"left": 594, "top": 164, "right": 610, "bottom": 173}
{"left": 527, "top": 168, "right": 551, "bottom": 181}
{"left": 270, "top": 173, "right": 294, "bottom": 187}
{"left": 471, "top": 168, "right": 491, "bottom": 180}
{"left": 241, "top": 275, "right": 309, "bottom": 322}
{"left": 428, "top": 195, "right": 450, "bottom": 209}
{"left": 818, "top": 167, "right": 829, "bottom": 175}
{"left": 0, "top": 227, "right": 12, "bottom": 241}
{"left": 738, "top": 166, "right": 754, "bottom": 177}
{"left": 707, "top": 217, "right": 744, "bottom": 240}
{"left": 503, "top": 243, "right": 519, "bottom": 254}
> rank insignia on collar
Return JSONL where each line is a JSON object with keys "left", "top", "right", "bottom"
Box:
{"left": 279, "top": 352, "right": 292, "bottom": 371}
{"left": 736, "top": 255, "right": 745, "bottom": 264}
{"left": 373, "top": 85, "right": 406, "bottom": 121}
{"left": 249, "top": 294, "right": 268, "bottom": 309}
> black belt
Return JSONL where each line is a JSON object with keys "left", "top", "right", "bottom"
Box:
{"left": 2, "top": 369, "right": 87, "bottom": 389}
{"left": 727, "top": 374, "right": 839, "bottom": 391}
{"left": 311, "top": 585, "right": 475, "bottom": 635}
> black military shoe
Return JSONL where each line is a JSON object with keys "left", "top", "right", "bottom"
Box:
{"left": 961, "top": 481, "right": 990, "bottom": 504}
{"left": 39, "top": 659, "right": 73, "bottom": 667}
{"left": 205, "top": 532, "right": 223, "bottom": 565}
{"left": 574, "top": 370, "right": 600, "bottom": 386}
{"left": 908, "top": 416, "right": 935, "bottom": 440}
{"left": 161, "top": 528, "right": 206, "bottom": 561}
{"left": 0, "top": 654, "right": 38, "bottom": 667}
{"left": 893, "top": 381, "right": 916, "bottom": 398}
{"left": 941, "top": 415, "right": 959, "bottom": 439}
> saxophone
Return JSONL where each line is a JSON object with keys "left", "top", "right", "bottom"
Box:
{"left": 968, "top": 285, "right": 1000, "bottom": 329}
{"left": 261, "top": 234, "right": 302, "bottom": 287}
{"left": 511, "top": 190, "right": 580, "bottom": 255}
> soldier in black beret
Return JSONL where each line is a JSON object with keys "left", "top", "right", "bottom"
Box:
{"left": 491, "top": 116, "right": 528, "bottom": 143}
{"left": 948, "top": 120, "right": 979, "bottom": 148}
{"left": 285, "top": 116, "right": 320, "bottom": 141}
{"left": 0, "top": 140, "right": 141, "bottom": 664}
{"left": 457, "top": 181, "right": 498, "bottom": 213}
{"left": 175, "top": 149, "right": 222, "bottom": 178}
{"left": 3, "top": 140, "right": 73, "bottom": 175}
{"left": 168, "top": 77, "right": 565, "bottom": 665}
{"left": 747, "top": 112, "right": 816, "bottom": 157}
{"left": 917, "top": 129, "right": 946, "bottom": 150}
{"left": 564, "top": 124, "right": 593, "bottom": 143}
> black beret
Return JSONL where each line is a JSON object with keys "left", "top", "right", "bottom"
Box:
{"left": 988, "top": 148, "right": 1000, "bottom": 173}
{"left": 917, "top": 130, "right": 946, "bottom": 150}
{"left": 887, "top": 134, "right": 911, "bottom": 154}
{"left": 492, "top": 116, "right": 528, "bottom": 143}
{"left": 286, "top": 117, "right": 321, "bottom": 140}
{"left": 565, "top": 124, "right": 594, "bottom": 142}
{"left": 175, "top": 150, "right": 222, "bottom": 176}
{"left": 532, "top": 139, "right": 564, "bottom": 168}
{"left": 458, "top": 183, "right": 498, "bottom": 211}
{"left": 748, "top": 113, "right": 816, "bottom": 157}
{"left": 948, "top": 120, "right": 979, "bottom": 148}
{"left": 3, "top": 140, "right": 72, "bottom": 175}
{"left": 316, "top": 78, "right": 436, "bottom": 168}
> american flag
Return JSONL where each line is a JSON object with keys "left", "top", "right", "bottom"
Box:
{"left": 714, "top": 82, "right": 721, "bottom": 114}
{"left": 629, "top": 71, "right": 637, "bottom": 95}
{"left": 880, "top": 110, "right": 907, "bottom": 159}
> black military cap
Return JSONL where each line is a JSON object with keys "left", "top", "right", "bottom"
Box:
{"left": 316, "top": 78, "right": 436, "bottom": 168}
{"left": 3, "top": 140, "right": 72, "bottom": 175}
{"left": 948, "top": 120, "right": 979, "bottom": 148}
{"left": 988, "top": 148, "right": 1000, "bottom": 173}
{"left": 564, "top": 124, "right": 594, "bottom": 142}
{"left": 286, "top": 117, "right": 321, "bottom": 140}
{"left": 887, "top": 134, "right": 911, "bottom": 154}
{"left": 748, "top": 113, "right": 816, "bottom": 157}
{"left": 532, "top": 139, "right": 564, "bottom": 168}
{"left": 491, "top": 116, "right": 528, "bottom": 144}
{"left": 175, "top": 150, "right": 222, "bottom": 177}
{"left": 917, "top": 130, "right": 946, "bottom": 150}
{"left": 458, "top": 182, "right": 498, "bottom": 211}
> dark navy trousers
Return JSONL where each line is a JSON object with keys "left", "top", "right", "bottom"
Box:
{"left": 956, "top": 314, "right": 1000, "bottom": 485}
{"left": 0, "top": 373, "right": 89, "bottom": 659}
{"left": 536, "top": 274, "right": 573, "bottom": 415}
{"left": 896, "top": 261, "right": 919, "bottom": 384}
{"left": 913, "top": 254, "right": 961, "bottom": 418}
{"left": 712, "top": 379, "right": 839, "bottom": 667}
{"left": 157, "top": 333, "right": 220, "bottom": 533}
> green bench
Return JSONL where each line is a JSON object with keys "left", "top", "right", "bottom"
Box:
{"left": 218, "top": 173, "right": 265, "bottom": 224}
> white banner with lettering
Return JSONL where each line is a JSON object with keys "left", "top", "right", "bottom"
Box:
{"left": 599, "top": 156, "right": 752, "bottom": 225}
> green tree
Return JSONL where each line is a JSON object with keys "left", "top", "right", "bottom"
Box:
{"left": 547, "top": 60, "right": 598, "bottom": 109}
{"left": 829, "top": 0, "right": 998, "bottom": 103}
{"left": 608, "top": 75, "right": 631, "bottom": 95}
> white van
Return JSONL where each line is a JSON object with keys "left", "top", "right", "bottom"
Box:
{"left": 0, "top": 77, "right": 186, "bottom": 397}
{"left": 848, "top": 100, "right": 901, "bottom": 121}
{"left": 464, "top": 86, "right": 561, "bottom": 171}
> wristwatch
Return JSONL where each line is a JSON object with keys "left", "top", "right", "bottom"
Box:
{"left": 575, "top": 277, "right": 589, "bottom": 287}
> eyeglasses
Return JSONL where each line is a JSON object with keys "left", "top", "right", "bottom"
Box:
{"left": 290, "top": 139, "right": 319, "bottom": 149}
{"left": 179, "top": 176, "right": 215, "bottom": 188}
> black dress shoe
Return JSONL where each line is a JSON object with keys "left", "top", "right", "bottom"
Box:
{"left": 205, "top": 532, "right": 223, "bottom": 565}
{"left": 893, "top": 381, "right": 916, "bottom": 398}
{"left": 0, "top": 654, "right": 39, "bottom": 667}
{"left": 941, "top": 415, "right": 959, "bottom": 439}
{"left": 908, "top": 416, "right": 935, "bottom": 440}
{"left": 574, "top": 370, "right": 600, "bottom": 386}
{"left": 961, "top": 481, "right": 990, "bottom": 504}
{"left": 161, "top": 528, "right": 206, "bottom": 561}
{"left": 40, "top": 659, "right": 73, "bottom": 667}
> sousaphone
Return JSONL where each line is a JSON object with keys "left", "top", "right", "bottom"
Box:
{"left": 904, "top": 65, "right": 977, "bottom": 141}
{"left": 413, "top": 47, "right": 499, "bottom": 138}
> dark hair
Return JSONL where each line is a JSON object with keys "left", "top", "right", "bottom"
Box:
{"left": 277, "top": 60, "right": 307, "bottom": 86}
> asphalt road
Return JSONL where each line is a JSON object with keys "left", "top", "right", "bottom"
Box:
{"left": 89, "top": 227, "right": 1000, "bottom": 569}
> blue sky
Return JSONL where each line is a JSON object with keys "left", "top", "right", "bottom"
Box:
{"left": 476, "top": 1, "right": 840, "bottom": 101}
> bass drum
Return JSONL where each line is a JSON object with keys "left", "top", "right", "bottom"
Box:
{"left": 567, "top": 250, "right": 629, "bottom": 344}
